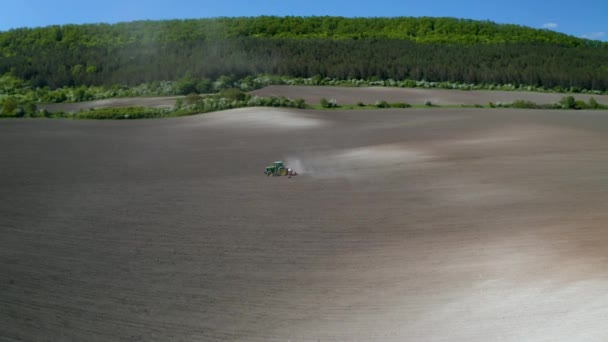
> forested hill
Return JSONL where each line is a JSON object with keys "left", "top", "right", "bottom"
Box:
{"left": 1, "top": 16, "right": 607, "bottom": 91}
{"left": 1, "top": 17, "right": 600, "bottom": 46}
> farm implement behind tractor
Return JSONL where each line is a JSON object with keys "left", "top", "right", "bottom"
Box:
{"left": 264, "top": 161, "right": 297, "bottom": 177}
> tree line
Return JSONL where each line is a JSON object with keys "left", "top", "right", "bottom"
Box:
{"left": 2, "top": 17, "right": 601, "bottom": 46}
{"left": 0, "top": 17, "right": 607, "bottom": 92}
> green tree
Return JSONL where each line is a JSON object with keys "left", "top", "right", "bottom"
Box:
{"left": 375, "top": 100, "right": 390, "bottom": 108}
{"left": 196, "top": 78, "right": 212, "bottom": 93}
{"left": 574, "top": 100, "right": 587, "bottom": 109}
{"left": 560, "top": 96, "right": 576, "bottom": 109}
{"left": 23, "top": 102, "right": 37, "bottom": 116}
{"left": 1, "top": 97, "right": 18, "bottom": 115}
{"left": 174, "top": 98, "right": 183, "bottom": 109}
{"left": 176, "top": 74, "right": 197, "bottom": 95}
{"left": 588, "top": 97, "right": 599, "bottom": 109}
{"left": 219, "top": 88, "right": 246, "bottom": 101}
{"left": 294, "top": 98, "right": 306, "bottom": 108}
{"left": 185, "top": 93, "right": 202, "bottom": 105}
{"left": 320, "top": 97, "right": 329, "bottom": 108}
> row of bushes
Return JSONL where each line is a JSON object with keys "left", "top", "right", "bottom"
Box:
{"left": 2, "top": 72, "right": 607, "bottom": 107}
{"left": 2, "top": 91, "right": 607, "bottom": 119}
{"left": 370, "top": 100, "right": 413, "bottom": 108}
{"left": 490, "top": 96, "right": 607, "bottom": 110}
{"left": 6, "top": 107, "right": 173, "bottom": 119}
{"left": 0, "top": 90, "right": 308, "bottom": 119}
{"left": 319, "top": 98, "right": 415, "bottom": 109}
{"left": 317, "top": 95, "right": 607, "bottom": 111}
{"left": 176, "top": 90, "right": 307, "bottom": 113}
{"left": 0, "top": 96, "right": 38, "bottom": 117}
{"left": 253, "top": 75, "right": 607, "bottom": 94}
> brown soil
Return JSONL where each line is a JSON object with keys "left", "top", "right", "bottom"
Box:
{"left": 2, "top": 107, "right": 608, "bottom": 341}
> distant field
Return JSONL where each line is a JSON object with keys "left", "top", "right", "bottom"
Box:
{"left": 40, "top": 96, "right": 181, "bottom": 112}
{"left": 38, "top": 86, "right": 608, "bottom": 113}
{"left": 2, "top": 107, "right": 608, "bottom": 341}
{"left": 251, "top": 85, "right": 608, "bottom": 106}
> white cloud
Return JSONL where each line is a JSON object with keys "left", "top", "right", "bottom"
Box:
{"left": 542, "top": 22, "right": 558, "bottom": 29}
{"left": 582, "top": 32, "right": 606, "bottom": 40}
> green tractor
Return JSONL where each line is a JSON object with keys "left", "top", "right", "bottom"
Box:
{"left": 264, "top": 160, "right": 289, "bottom": 176}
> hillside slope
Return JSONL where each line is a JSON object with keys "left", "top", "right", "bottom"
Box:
{"left": 1, "top": 17, "right": 607, "bottom": 91}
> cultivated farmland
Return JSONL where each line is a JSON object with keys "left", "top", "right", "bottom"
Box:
{"left": 2, "top": 92, "right": 608, "bottom": 341}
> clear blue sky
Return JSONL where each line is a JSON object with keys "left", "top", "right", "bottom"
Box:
{"left": 1, "top": 0, "right": 606, "bottom": 41}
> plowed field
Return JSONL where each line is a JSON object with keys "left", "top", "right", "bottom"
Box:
{"left": 2, "top": 107, "right": 608, "bottom": 341}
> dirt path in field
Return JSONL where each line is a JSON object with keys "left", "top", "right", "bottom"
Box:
{"left": 2, "top": 107, "right": 608, "bottom": 341}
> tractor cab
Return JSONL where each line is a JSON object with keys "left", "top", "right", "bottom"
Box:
{"left": 264, "top": 160, "right": 288, "bottom": 176}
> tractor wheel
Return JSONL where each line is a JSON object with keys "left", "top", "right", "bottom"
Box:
{"left": 266, "top": 172, "right": 273, "bottom": 177}
{"left": 279, "top": 168, "right": 288, "bottom": 176}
